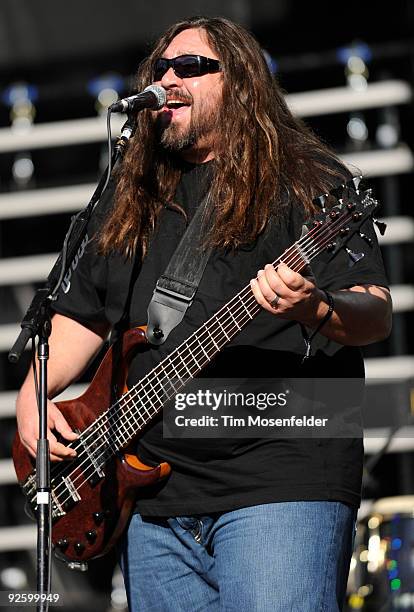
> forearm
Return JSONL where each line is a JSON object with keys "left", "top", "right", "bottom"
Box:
{"left": 300, "top": 285, "right": 392, "bottom": 346}
{"left": 17, "top": 313, "right": 109, "bottom": 402}
{"left": 251, "top": 263, "right": 392, "bottom": 347}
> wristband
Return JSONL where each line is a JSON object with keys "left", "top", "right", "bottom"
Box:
{"left": 300, "top": 289, "right": 335, "bottom": 362}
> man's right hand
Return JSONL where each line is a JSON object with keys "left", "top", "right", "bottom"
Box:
{"left": 16, "top": 395, "right": 78, "bottom": 462}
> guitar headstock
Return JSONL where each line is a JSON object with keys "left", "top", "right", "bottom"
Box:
{"left": 302, "top": 176, "right": 385, "bottom": 262}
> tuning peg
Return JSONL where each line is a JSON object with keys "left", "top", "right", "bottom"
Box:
{"left": 313, "top": 193, "right": 328, "bottom": 211}
{"left": 372, "top": 217, "right": 387, "bottom": 236}
{"left": 346, "top": 248, "right": 365, "bottom": 266}
{"left": 326, "top": 242, "right": 337, "bottom": 252}
{"left": 359, "top": 232, "right": 373, "bottom": 246}
{"left": 351, "top": 175, "right": 363, "bottom": 192}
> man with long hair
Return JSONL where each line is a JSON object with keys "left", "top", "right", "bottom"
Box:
{"left": 16, "top": 16, "right": 391, "bottom": 611}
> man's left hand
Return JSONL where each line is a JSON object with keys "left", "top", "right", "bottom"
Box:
{"left": 250, "top": 262, "right": 325, "bottom": 325}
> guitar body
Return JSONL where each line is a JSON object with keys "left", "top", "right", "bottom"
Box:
{"left": 12, "top": 326, "right": 171, "bottom": 565}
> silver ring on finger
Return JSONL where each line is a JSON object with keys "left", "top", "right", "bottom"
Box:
{"left": 269, "top": 293, "right": 280, "bottom": 309}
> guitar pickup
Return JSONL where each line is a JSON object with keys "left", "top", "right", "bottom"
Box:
{"left": 62, "top": 475, "right": 81, "bottom": 503}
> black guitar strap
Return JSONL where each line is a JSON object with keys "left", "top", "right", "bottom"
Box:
{"left": 146, "top": 196, "right": 212, "bottom": 345}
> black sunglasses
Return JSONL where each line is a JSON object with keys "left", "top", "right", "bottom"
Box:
{"left": 153, "top": 54, "right": 221, "bottom": 81}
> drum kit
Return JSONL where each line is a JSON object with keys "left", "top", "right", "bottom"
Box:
{"left": 346, "top": 496, "right": 414, "bottom": 611}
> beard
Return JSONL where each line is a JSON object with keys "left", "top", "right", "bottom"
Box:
{"left": 157, "top": 93, "right": 221, "bottom": 153}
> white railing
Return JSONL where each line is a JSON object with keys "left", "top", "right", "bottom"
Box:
{"left": 287, "top": 79, "right": 412, "bottom": 117}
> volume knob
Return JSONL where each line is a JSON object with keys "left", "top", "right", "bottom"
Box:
{"left": 74, "top": 542, "right": 85, "bottom": 555}
{"left": 86, "top": 530, "right": 97, "bottom": 543}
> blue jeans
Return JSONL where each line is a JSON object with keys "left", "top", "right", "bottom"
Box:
{"left": 119, "top": 501, "right": 356, "bottom": 612}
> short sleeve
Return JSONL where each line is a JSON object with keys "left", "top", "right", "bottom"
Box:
{"left": 311, "top": 216, "right": 389, "bottom": 291}
{"left": 286, "top": 174, "right": 389, "bottom": 292}
{"left": 50, "top": 186, "right": 113, "bottom": 326}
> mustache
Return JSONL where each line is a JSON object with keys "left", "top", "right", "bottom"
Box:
{"left": 165, "top": 89, "right": 193, "bottom": 105}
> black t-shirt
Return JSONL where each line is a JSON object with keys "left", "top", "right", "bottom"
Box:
{"left": 52, "top": 162, "right": 389, "bottom": 515}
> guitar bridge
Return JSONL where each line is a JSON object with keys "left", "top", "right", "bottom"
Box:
{"left": 22, "top": 473, "right": 66, "bottom": 520}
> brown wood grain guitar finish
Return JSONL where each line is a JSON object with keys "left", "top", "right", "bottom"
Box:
{"left": 13, "top": 326, "right": 170, "bottom": 565}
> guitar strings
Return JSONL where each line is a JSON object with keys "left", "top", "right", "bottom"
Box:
{"left": 44, "top": 209, "right": 358, "bottom": 509}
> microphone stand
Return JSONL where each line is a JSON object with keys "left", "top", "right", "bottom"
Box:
{"left": 8, "top": 113, "right": 136, "bottom": 612}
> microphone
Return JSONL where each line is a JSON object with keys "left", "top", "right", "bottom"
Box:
{"left": 109, "top": 85, "right": 166, "bottom": 113}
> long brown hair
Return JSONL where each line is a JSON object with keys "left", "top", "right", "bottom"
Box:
{"left": 99, "top": 16, "right": 349, "bottom": 258}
